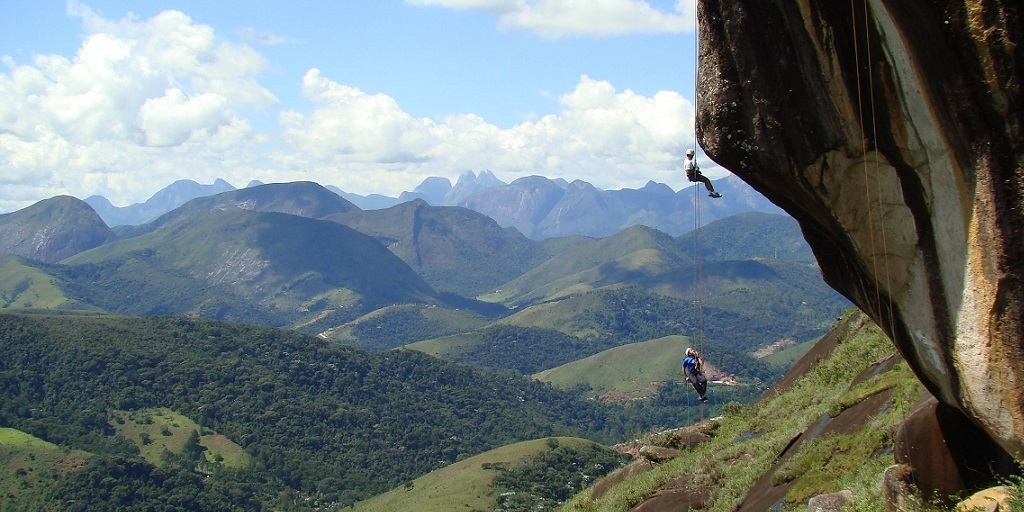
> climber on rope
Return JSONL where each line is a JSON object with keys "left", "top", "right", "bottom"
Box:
{"left": 682, "top": 347, "right": 709, "bottom": 402}
{"left": 684, "top": 149, "right": 722, "bottom": 198}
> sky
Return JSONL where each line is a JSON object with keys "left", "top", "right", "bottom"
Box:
{"left": 0, "top": 0, "right": 717, "bottom": 213}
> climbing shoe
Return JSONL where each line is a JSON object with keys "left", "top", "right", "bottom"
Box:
{"left": 709, "top": 192, "right": 722, "bottom": 198}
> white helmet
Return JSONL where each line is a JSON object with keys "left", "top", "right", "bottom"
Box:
{"left": 686, "top": 149, "right": 695, "bottom": 157}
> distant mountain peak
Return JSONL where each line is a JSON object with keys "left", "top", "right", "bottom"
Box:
{"left": 85, "top": 178, "right": 237, "bottom": 227}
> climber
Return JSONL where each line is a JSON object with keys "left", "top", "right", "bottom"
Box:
{"left": 682, "top": 347, "right": 708, "bottom": 402}
{"left": 684, "top": 149, "right": 722, "bottom": 198}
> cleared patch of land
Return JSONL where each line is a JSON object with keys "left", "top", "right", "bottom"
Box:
{"left": 109, "top": 408, "right": 250, "bottom": 468}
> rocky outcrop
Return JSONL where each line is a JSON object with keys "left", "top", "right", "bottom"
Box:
{"left": 697, "top": 0, "right": 1022, "bottom": 457}
{"left": 895, "top": 395, "right": 1016, "bottom": 505}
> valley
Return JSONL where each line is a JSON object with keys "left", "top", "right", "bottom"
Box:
{"left": 0, "top": 178, "right": 851, "bottom": 509}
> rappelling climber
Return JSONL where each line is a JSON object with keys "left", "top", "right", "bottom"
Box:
{"left": 684, "top": 149, "right": 722, "bottom": 198}
{"left": 682, "top": 347, "right": 708, "bottom": 402}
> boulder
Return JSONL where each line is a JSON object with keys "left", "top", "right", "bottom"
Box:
{"left": 882, "top": 464, "right": 920, "bottom": 512}
{"left": 807, "top": 489, "right": 854, "bottom": 511}
{"left": 895, "top": 395, "right": 1017, "bottom": 503}
{"left": 955, "top": 486, "right": 1013, "bottom": 512}
{"left": 697, "top": 0, "right": 1023, "bottom": 458}
{"left": 637, "top": 445, "right": 680, "bottom": 463}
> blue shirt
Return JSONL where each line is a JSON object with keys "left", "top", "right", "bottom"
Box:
{"left": 683, "top": 355, "right": 700, "bottom": 373}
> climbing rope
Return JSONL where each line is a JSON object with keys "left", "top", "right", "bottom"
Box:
{"left": 850, "top": 0, "right": 912, "bottom": 477}
{"left": 689, "top": 5, "right": 712, "bottom": 506}
{"left": 691, "top": 0, "right": 707, "bottom": 419}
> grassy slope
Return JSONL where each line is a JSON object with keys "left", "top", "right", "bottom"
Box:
{"left": 0, "top": 255, "right": 72, "bottom": 309}
{"left": 481, "top": 225, "right": 690, "bottom": 306}
{"left": 533, "top": 335, "right": 691, "bottom": 400}
{"left": 109, "top": 408, "right": 250, "bottom": 468}
{"left": 320, "top": 304, "right": 494, "bottom": 348}
{"left": 498, "top": 293, "right": 608, "bottom": 338}
{"left": 0, "top": 428, "right": 91, "bottom": 508}
{"left": 352, "top": 437, "right": 599, "bottom": 512}
{"left": 562, "top": 310, "right": 926, "bottom": 512}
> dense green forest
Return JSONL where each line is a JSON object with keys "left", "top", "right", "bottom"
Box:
{"left": 0, "top": 313, "right": 635, "bottom": 508}
{"left": 0, "top": 312, "right": 742, "bottom": 509}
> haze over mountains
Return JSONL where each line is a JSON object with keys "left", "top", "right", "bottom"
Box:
{"left": 0, "top": 179, "right": 842, "bottom": 354}
{"left": 0, "top": 177, "right": 852, "bottom": 510}
{"left": 84, "top": 171, "right": 782, "bottom": 239}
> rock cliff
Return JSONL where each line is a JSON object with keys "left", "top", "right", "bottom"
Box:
{"left": 696, "top": 0, "right": 1021, "bottom": 456}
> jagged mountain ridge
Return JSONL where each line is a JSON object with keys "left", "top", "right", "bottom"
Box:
{"left": 84, "top": 171, "right": 783, "bottom": 239}
{"left": 85, "top": 178, "right": 236, "bottom": 227}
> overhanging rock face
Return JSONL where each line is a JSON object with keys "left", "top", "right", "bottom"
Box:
{"left": 696, "top": 0, "right": 1021, "bottom": 455}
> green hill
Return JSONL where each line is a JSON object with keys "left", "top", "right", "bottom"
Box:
{"left": 408, "top": 285, "right": 822, "bottom": 383}
{"left": 318, "top": 303, "right": 498, "bottom": 350}
{"left": 409, "top": 324, "right": 603, "bottom": 375}
{"left": 0, "top": 312, "right": 632, "bottom": 509}
{"left": 109, "top": 408, "right": 250, "bottom": 469}
{"left": 327, "top": 199, "right": 583, "bottom": 297}
{"left": 61, "top": 209, "right": 437, "bottom": 326}
{"left": 676, "top": 212, "right": 815, "bottom": 263}
{"left": 498, "top": 281, "right": 845, "bottom": 355}
{"left": 0, "top": 254, "right": 88, "bottom": 310}
{"left": 0, "top": 427, "right": 92, "bottom": 509}
{"left": 121, "top": 181, "right": 359, "bottom": 238}
{"left": 0, "top": 195, "right": 115, "bottom": 263}
{"left": 528, "top": 332, "right": 778, "bottom": 408}
{"left": 352, "top": 437, "right": 626, "bottom": 512}
{"left": 481, "top": 224, "right": 692, "bottom": 306}
{"left": 534, "top": 335, "right": 694, "bottom": 400}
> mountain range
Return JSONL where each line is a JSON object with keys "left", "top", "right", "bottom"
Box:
{"left": 81, "top": 171, "right": 783, "bottom": 239}
{"left": 0, "top": 181, "right": 845, "bottom": 352}
{"left": 0, "top": 179, "right": 860, "bottom": 510}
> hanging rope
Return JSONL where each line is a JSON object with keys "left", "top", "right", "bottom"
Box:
{"left": 688, "top": 5, "right": 711, "bottom": 505}
{"left": 850, "top": 0, "right": 912, "bottom": 476}
{"left": 690, "top": 0, "right": 707, "bottom": 416}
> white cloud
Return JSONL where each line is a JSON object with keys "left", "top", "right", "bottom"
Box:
{"left": 407, "top": 0, "right": 696, "bottom": 38}
{"left": 138, "top": 89, "right": 231, "bottom": 147}
{"left": 274, "top": 71, "right": 694, "bottom": 193}
{"left": 0, "top": 2, "right": 701, "bottom": 213}
{"left": 0, "top": 2, "right": 276, "bottom": 209}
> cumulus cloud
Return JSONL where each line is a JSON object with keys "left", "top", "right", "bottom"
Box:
{"left": 0, "top": 2, "right": 700, "bottom": 213}
{"left": 406, "top": 0, "right": 695, "bottom": 37}
{"left": 275, "top": 71, "right": 694, "bottom": 192}
{"left": 0, "top": 2, "right": 276, "bottom": 210}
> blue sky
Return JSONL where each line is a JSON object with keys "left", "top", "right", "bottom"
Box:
{"left": 0, "top": 0, "right": 715, "bottom": 212}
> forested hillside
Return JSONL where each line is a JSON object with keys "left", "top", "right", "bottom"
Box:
{"left": 0, "top": 312, "right": 634, "bottom": 509}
